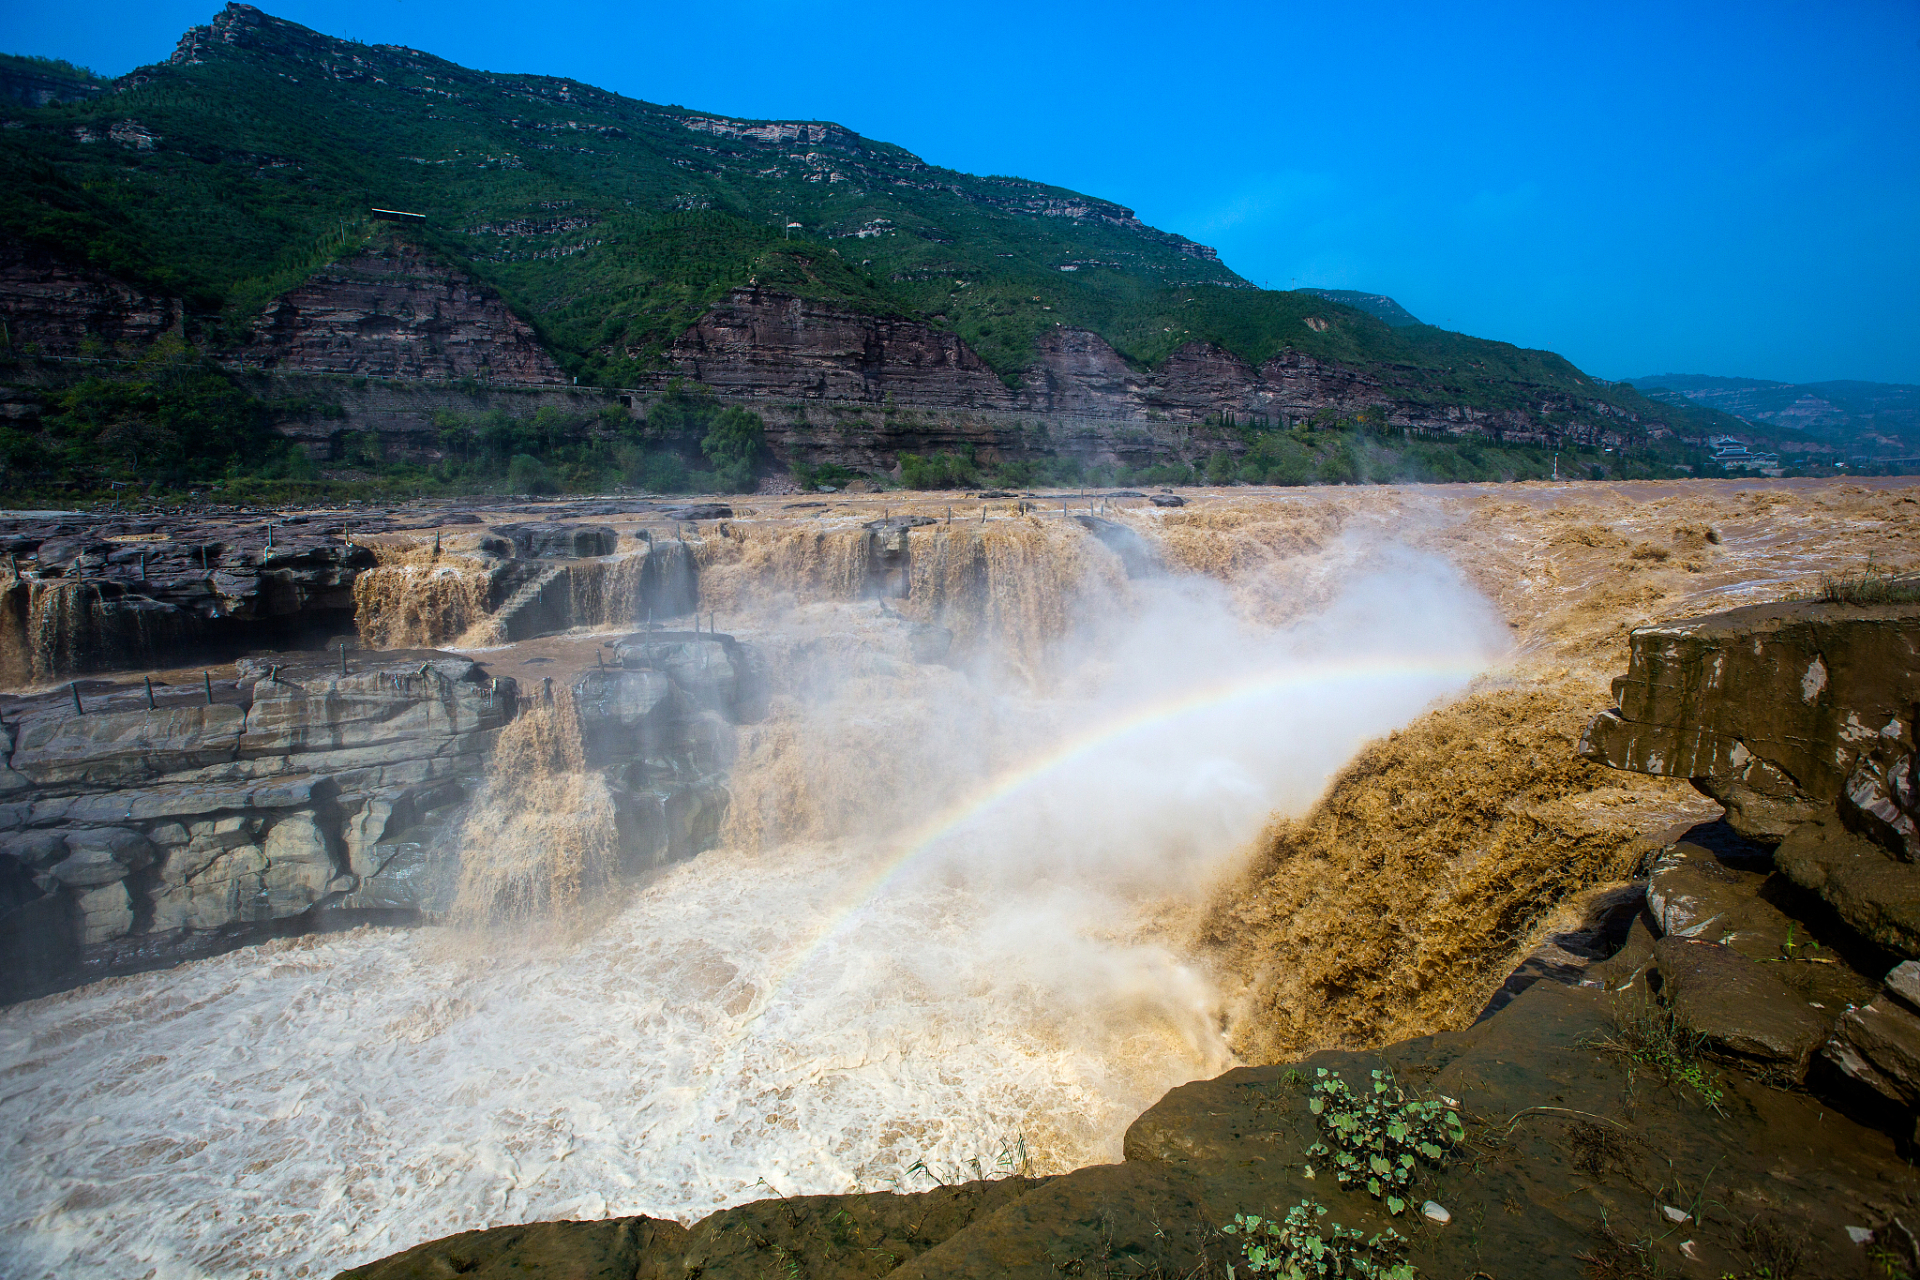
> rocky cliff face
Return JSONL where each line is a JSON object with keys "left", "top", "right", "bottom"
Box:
{"left": 0, "top": 512, "right": 375, "bottom": 685}
{"left": 665, "top": 288, "right": 1656, "bottom": 447}
{"left": 1579, "top": 598, "right": 1920, "bottom": 845}
{"left": 1581, "top": 596, "right": 1920, "bottom": 1136}
{"left": 0, "top": 240, "right": 181, "bottom": 357}
{"left": 244, "top": 238, "right": 567, "bottom": 383}
{"left": 0, "top": 651, "right": 514, "bottom": 1002}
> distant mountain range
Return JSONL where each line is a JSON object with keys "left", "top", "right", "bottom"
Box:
{"left": 1626, "top": 373, "right": 1920, "bottom": 460}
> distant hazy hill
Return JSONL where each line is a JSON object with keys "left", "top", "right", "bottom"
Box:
{"left": 1627, "top": 373, "right": 1920, "bottom": 459}
{"left": 1297, "top": 289, "right": 1424, "bottom": 328}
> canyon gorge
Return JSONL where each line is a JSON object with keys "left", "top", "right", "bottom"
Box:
{"left": 0, "top": 477, "right": 1913, "bottom": 1278}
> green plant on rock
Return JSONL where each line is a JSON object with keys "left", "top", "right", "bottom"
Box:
{"left": 1223, "top": 1200, "right": 1413, "bottom": 1279}
{"left": 1598, "top": 999, "right": 1725, "bottom": 1114}
{"left": 1303, "top": 1068, "right": 1463, "bottom": 1215}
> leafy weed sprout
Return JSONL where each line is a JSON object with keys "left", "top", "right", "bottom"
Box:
{"left": 1223, "top": 1200, "right": 1412, "bottom": 1279}
{"left": 1302, "top": 1068, "right": 1463, "bottom": 1216}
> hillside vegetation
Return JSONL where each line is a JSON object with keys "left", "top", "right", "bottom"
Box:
{"left": 2, "top": 5, "right": 1719, "bottom": 431}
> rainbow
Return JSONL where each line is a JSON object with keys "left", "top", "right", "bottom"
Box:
{"left": 744, "top": 650, "right": 1492, "bottom": 1014}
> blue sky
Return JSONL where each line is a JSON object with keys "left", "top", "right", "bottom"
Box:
{"left": 6, "top": 0, "right": 1918, "bottom": 384}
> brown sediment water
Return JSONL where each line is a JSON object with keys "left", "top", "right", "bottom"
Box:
{"left": 449, "top": 691, "right": 617, "bottom": 930}
{"left": 353, "top": 540, "right": 497, "bottom": 648}
{"left": 0, "top": 478, "right": 1914, "bottom": 1280}
{"left": 561, "top": 551, "right": 648, "bottom": 636}
{"left": 1187, "top": 478, "right": 1920, "bottom": 1064}
{"left": 0, "top": 578, "right": 198, "bottom": 686}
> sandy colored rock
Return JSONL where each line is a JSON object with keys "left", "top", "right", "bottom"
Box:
{"left": 9, "top": 704, "right": 246, "bottom": 788}
{"left": 73, "top": 879, "right": 132, "bottom": 944}
{"left": 260, "top": 811, "right": 337, "bottom": 916}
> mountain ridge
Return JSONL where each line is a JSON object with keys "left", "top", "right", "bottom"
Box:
{"left": 0, "top": 4, "right": 1777, "bottom": 494}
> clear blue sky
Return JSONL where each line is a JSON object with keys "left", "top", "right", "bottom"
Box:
{"left": 6, "top": 0, "right": 1918, "bottom": 384}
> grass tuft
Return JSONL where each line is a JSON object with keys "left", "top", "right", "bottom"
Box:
{"left": 1594, "top": 999, "right": 1725, "bottom": 1113}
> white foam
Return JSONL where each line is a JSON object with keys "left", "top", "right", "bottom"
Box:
{"left": 0, "top": 542, "right": 1506, "bottom": 1279}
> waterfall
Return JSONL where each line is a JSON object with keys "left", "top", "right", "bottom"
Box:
{"left": 448, "top": 690, "right": 617, "bottom": 929}
{"left": 0, "top": 579, "right": 195, "bottom": 685}
{"left": 352, "top": 543, "right": 497, "bottom": 649}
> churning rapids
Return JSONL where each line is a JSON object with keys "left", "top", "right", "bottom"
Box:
{"left": 0, "top": 517, "right": 1508, "bottom": 1279}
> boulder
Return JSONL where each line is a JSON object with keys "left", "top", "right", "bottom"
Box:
{"left": 48, "top": 845, "right": 132, "bottom": 888}
{"left": 1775, "top": 816, "right": 1920, "bottom": 957}
{"left": 613, "top": 635, "right": 745, "bottom": 716}
{"left": 260, "top": 812, "right": 338, "bottom": 917}
{"left": 1578, "top": 599, "right": 1920, "bottom": 844}
{"left": 1653, "top": 937, "right": 1832, "bottom": 1072}
{"left": 150, "top": 816, "right": 269, "bottom": 932}
{"left": 1149, "top": 494, "right": 1186, "bottom": 507}
{"left": 1824, "top": 998, "right": 1920, "bottom": 1113}
{"left": 73, "top": 880, "right": 133, "bottom": 944}
{"left": 1644, "top": 840, "right": 1793, "bottom": 961}
{"left": 1843, "top": 747, "right": 1919, "bottom": 861}
{"left": 570, "top": 668, "right": 678, "bottom": 767}
{"left": 1888, "top": 959, "right": 1920, "bottom": 1009}
{"left": 64, "top": 825, "right": 155, "bottom": 870}
{"left": 0, "top": 829, "right": 68, "bottom": 867}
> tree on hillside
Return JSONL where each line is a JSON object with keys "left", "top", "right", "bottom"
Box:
{"left": 701, "top": 406, "right": 765, "bottom": 492}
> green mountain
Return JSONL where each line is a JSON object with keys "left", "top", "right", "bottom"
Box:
{"left": 0, "top": 4, "right": 1702, "bottom": 426}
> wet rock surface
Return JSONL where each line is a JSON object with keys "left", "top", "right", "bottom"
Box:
{"left": 1578, "top": 597, "right": 1920, "bottom": 847}
{"left": 0, "top": 499, "right": 720, "bottom": 683}
{"left": 0, "top": 649, "right": 515, "bottom": 1000}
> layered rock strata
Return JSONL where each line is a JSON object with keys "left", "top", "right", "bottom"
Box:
{"left": 0, "top": 505, "right": 716, "bottom": 682}
{"left": 244, "top": 237, "right": 567, "bottom": 383}
{"left": 0, "top": 239, "right": 183, "bottom": 358}
{"left": 0, "top": 514, "right": 374, "bottom": 683}
{"left": 0, "top": 618, "right": 770, "bottom": 1001}
{"left": 0, "top": 650, "right": 514, "bottom": 1002}
{"left": 666, "top": 288, "right": 1660, "bottom": 446}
